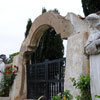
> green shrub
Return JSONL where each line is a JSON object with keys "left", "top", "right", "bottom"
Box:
{"left": 8, "top": 52, "right": 19, "bottom": 64}
{"left": 52, "top": 90, "right": 73, "bottom": 100}
{"left": 62, "top": 90, "right": 73, "bottom": 100}
{"left": 52, "top": 96, "right": 61, "bottom": 100}
{"left": 95, "top": 95, "right": 100, "bottom": 98}
{"left": 0, "top": 65, "right": 18, "bottom": 96}
{"left": 70, "top": 75, "right": 91, "bottom": 100}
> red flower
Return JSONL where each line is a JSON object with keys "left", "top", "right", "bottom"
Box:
{"left": 16, "top": 66, "right": 19, "bottom": 70}
{"left": 14, "top": 65, "right": 19, "bottom": 70}
{"left": 10, "top": 66, "right": 12, "bottom": 68}
{"left": 14, "top": 65, "right": 16, "bottom": 68}
{"left": 12, "top": 71, "right": 16, "bottom": 74}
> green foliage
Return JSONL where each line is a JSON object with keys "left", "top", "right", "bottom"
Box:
{"left": 8, "top": 52, "right": 19, "bottom": 64}
{"left": 70, "top": 75, "right": 91, "bottom": 100}
{"left": 42, "top": 7, "right": 47, "bottom": 13}
{"left": 62, "top": 90, "right": 73, "bottom": 100}
{"left": 81, "top": 0, "right": 100, "bottom": 16}
{"left": 25, "top": 18, "right": 32, "bottom": 38}
{"left": 75, "top": 95, "right": 81, "bottom": 100}
{"left": 0, "top": 65, "right": 18, "bottom": 96}
{"left": 42, "top": 7, "right": 60, "bottom": 14}
{"left": 52, "top": 96, "right": 61, "bottom": 100}
{"left": 95, "top": 95, "right": 100, "bottom": 98}
{"left": 52, "top": 90, "right": 73, "bottom": 100}
{"left": 53, "top": 8, "right": 60, "bottom": 14}
{"left": 49, "top": 8, "right": 60, "bottom": 14}
{"left": 31, "top": 27, "right": 64, "bottom": 63}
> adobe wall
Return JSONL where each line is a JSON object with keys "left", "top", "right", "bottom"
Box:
{"left": 9, "top": 12, "right": 90, "bottom": 100}
{"left": 64, "top": 32, "right": 89, "bottom": 98}
{"left": 64, "top": 13, "right": 89, "bottom": 99}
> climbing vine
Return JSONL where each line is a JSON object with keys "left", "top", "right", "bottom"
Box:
{"left": 70, "top": 75, "right": 91, "bottom": 100}
{"left": 95, "top": 95, "right": 100, "bottom": 98}
{"left": 52, "top": 75, "right": 92, "bottom": 100}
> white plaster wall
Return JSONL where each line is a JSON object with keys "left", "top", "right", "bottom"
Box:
{"left": 64, "top": 32, "right": 89, "bottom": 99}
{"left": 65, "top": 13, "right": 89, "bottom": 35}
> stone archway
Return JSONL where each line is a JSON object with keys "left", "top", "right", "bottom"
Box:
{"left": 20, "top": 11, "right": 74, "bottom": 54}
{"left": 9, "top": 11, "right": 74, "bottom": 100}
{"left": 9, "top": 12, "right": 89, "bottom": 100}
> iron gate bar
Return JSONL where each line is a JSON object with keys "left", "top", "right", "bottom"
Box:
{"left": 29, "top": 80, "right": 64, "bottom": 82}
{"left": 27, "top": 57, "right": 66, "bottom": 100}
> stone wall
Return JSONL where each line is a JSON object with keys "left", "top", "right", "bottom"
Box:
{"left": 7, "top": 12, "right": 91, "bottom": 100}
{"left": 64, "top": 32, "right": 89, "bottom": 99}
{"left": 64, "top": 13, "right": 90, "bottom": 99}
{"left": 9, "top": 55, "right": 27, "bottom": 100}
{"left": 65, "top": 13, "right": 89, "bottom": 35}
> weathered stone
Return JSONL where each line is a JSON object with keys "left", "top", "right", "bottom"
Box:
{"left": 9, "top": 55, "right": 27, "bottom": 100}
{"left": 9, "top": 12, "right": 90, "bottom": 100}
{"left": 64, "top": 32, "right": 89, "bottom": 99}
{"left": 66, "top": 13, "right": 89, "bottom": 35}
{"left": 11, "top": 11, "right": 74, "bottom": 100}
{"left": 20, "top": 11, "right": 74, "bottom": 54}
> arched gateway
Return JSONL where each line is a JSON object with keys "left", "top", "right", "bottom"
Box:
{"left": 9, "top": 12, "right": 89, "bottom": 100}
{"left": 20, "top": 11, "right": 73, "bottom": 54}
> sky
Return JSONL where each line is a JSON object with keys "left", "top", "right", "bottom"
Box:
{"left": 0, "top": 0, "right": 84, "bottom": 57}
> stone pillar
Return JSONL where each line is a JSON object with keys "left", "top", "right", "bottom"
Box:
{"left": 9, "top": 54, "right": 27, "bottom": 100}
{"left": 64, "top": 32, "right": 89, "bottom": 99}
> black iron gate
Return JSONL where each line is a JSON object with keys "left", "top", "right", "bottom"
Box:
{"left": 26, "top": 58, "right": 66, "bottom": 100}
